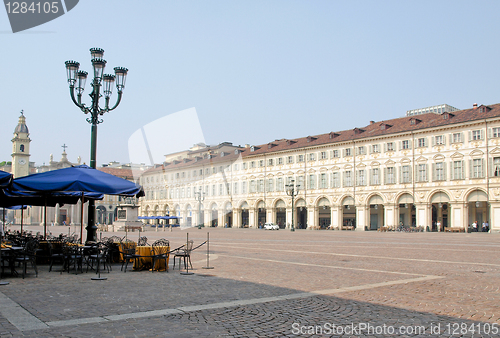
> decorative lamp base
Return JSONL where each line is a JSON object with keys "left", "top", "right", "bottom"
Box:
{"left": 91, "top": 277, "right": 107, "bottom": 280}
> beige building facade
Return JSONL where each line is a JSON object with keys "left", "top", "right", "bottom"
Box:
{"left": 139, "top": 103, "right": 500, "bottom": 232}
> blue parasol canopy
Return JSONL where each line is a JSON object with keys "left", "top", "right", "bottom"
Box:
{"left": 0, "top": 170, "right": 12, "bottom": 189}
{"left": 12, "top": 165, "right": 143, "bottom": 197}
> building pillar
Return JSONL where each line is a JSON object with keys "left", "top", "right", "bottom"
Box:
{"left": 449, "top": 202, "right": 465, "bottom": 230}
{"left": 286, "top": 207, "right": 292, "bottom": 229}
{"left": 415, "top": 202, "right": 429, "bottom": 230}
{"left": 489, "top": 201, "right": 500, "bottom": 232}
{"left": 384, "top": 204, "right": 395, "bottom": 229}
{"left": 218, "top": 208, "right": 225, "bottom": 228}
{"left": 249, "top": 208, "right": 256, "bottom": 228}
{"left": 356, "top": 205, "right": 367, "bottom": 231}
{"left": 54, "top": 204, "right": 60, "bottom": 226}
{"left": 310, "top": 206, "right": 318, "bottom": 229}
{"left": 204, "top": 209, "right": 210, "bottom": 228}
{"left": 331, "top": 205, "right": 340, "bottom": 229}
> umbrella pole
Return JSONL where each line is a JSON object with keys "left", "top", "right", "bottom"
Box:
{"left": 20, "top": 206, "right": 24, "bottom": 234}
{"left": 44, "top": 199, "right": 47, "bottom": 239}
{"left": 80, "top": 193, "right": 84, "bottom": 244}
{"left": 0, "top": 208, "right": 8, "bottom": 285}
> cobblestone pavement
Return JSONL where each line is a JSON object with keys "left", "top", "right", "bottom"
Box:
{"left": 1, "top": 226, "right": 499, "bottom": 337}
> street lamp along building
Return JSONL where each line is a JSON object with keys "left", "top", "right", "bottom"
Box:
{"left": 139, "top": 102, "right": 500, "bottom": 232}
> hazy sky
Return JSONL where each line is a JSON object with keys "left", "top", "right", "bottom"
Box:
{"left": 1, "top": 1, "right": 500, "bottom": 167}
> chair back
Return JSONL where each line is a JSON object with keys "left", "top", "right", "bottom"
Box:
{"left": 122, "top": 239, "right": 136, "bottom": 254}
{"left": 182, "top": 240, "right": 193, "bottom": 254}
{"left": 25, "top": 239, "right": 39, "bottom": 255}
{"left": 138, "top": 236, "right": 148, "bottom": 246}
{"left": 107, "top": 236, "right": 123, "bottom": 244}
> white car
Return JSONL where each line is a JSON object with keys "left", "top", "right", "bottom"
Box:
{"left": 263, "top": 223, "right": 279, "bottom": 230}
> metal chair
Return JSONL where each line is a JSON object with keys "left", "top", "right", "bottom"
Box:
{"left": 14, "top": 239, "right": 39, "bottom": 278}
{"left": 61, "top": 242, "right": 83, "bottom": 274}
{"left": 120, "top": 239, "right": 137, "bottom": 272}
{"left": 47, "top": 240, "right": 64, "bottom": 272}
{"left": 173, "top": 240, "right": 193, "bottom": 270}
{"left": 87, "top": 242, "right": 110, "bottom": 274}
{"left": 151, "top": 239, "right": 169, "bottom": 272}
{"left": 138, "top": 236, "right": 148, "bottom": 246}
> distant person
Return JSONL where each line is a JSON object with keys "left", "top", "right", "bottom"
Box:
{"left": 472, "top": 221, "right": 478, "bottom": 232}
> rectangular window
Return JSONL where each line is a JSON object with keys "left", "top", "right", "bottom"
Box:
{"left": 452, "top": 161, "right": 464, "bottom": 180}
{"left": 268, "top": 158, "right": 273, "bottom": 166}
{"left": 249, "top": 180, "right": 256, "bottom": 193}
{"left": 259, "top": 160, "right": 264, "bottom": 167}
{"left": 257, "top": 179, "right": 264, "bottom": 193}
{"left": 371, "top": 168, "right": 380, "bottom": 185}
{"left": 452, "top": 133, "right": 463, "bottom": 143}
{"left": 493, "top": 157, "right": 500, "bottom": 177}
{"left": 242, "top": 181, "right": 247, "bottom": 194}
{"left": 233, "top": 182, "right": 238, "bottom": 195}
{"left": 307, "top": 175, "right": 315, "bottom": 189}
{"left": 277, "top": 157, "right": 283, "bottom": 165}
{"left": 297, "top": 154, "right": 304, "bottom": 162}
{"left": 277, "top": 178, "right": 284, "bottom": 191}
{"left": 402, "top": 140, "right": 410, "bottom": 150}
{"left": 345, "top": 148, "right": 352, "bottom": 157}
{"left": 493, "top": 128, "right": 500, "bottom": 138}
{"left": 267, "top": 178, "right": 274, "bottom": 192}
{"left": 472, "top": 159, "right": 483, "bottom": 178}
{"left": 385, "top": 167, "right": 396, "bottom": 184}
{"left": 287, "top": 156, "right": 293, "bottom": 164}
{"left": 434, "top": 162, "right": 445, "bottom": 181}
{"left": 212, "top": 185, "right": 216, "bottom": 196}
{"left": 243, "top": 163, "right": 247, "bottom": 170}
{"left": 417, "top": 164, "right": 427, "bottom": 182}
{"left": 308, "top": 153, "right": 315, "bottom": 161}
{"left": 386, "top": 142, "right": 394, "bottom": 152}
{"left": 219, "top": 184, "right": 223, "bottom": 195}
{"left": 332, "top": 172, "right": 341, "bottom": 188}
{"left": 371, "top": 144, "right": 380, "bottom": 153}
{"left": 320, "top": 173, "right": 327, "bottom": 188}
{"left": 356, "top": 170, "right": 366, "bottom": 186}
{"left": 343, "top": 171, "right": 353, "bottom": 187}
{"left": 417, "top": 138, "right": 426, "bottom": 148}
{"left": 296, "top": 176, "right": 304, "bottom": 190}
{"left": 251, "top": 161, "right": 256, "bottom": 168}
{"left": 320, "top": 151, "right": 327, "bottom": 160}
{"left": 332, "top": 150, "right": 339, "bottom": 158}
{"left": 435, "top": 135, "right": 445, "bottom": 145}
{"left": 401, "top": 165, "right": 411, "bottom": 183}
{"left": 471, "top": 130, "right": 482, "bottom": 141}
{"left": 356, "top": 146, "right": 366, "bottom": 155}
{"left": 212, "top": 167, "right": 216, "bottom": 174}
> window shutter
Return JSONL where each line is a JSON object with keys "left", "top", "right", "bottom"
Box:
{"left": 424, "top": 164, "right": 428, "bottom": 181}
{"left": 489, "top": 128, "right": 493, "bottom": 139}
{"left": 394, "top": 167, "right": 397, "bottom": 183}
{"left": 461, "top": 161, "right": 465, "bottom": 179}
{"left": 399, "top": 166, "right": 402, "bottom": 183}
{"left": 432, "top": 137, "right": 436, "bottom": 147}
{"left": 442, "top": 135, "right": 446, "bottom": 145}
{"left": 480, "top": 129, "right": 484, "bottom": 140}
{"left": 409, "top": 141, "right": 412, "bottom": 149}
{"left": 399, "top": 141, "right": 403, "bottom": 151}
{"left": 469, "top": 160, "right": 473, "bottom": 179}
{"left": 450, "top": 162, "right": 454, "bottom": 180}
{"left": 414, "top": 165, "right": 418, "bottom": 182}
{"left": 443, "top": 162, "right": 447, "bottom": 181}
{"left": 384, "top": 143, "right": 387, "bottom": 152}
{"left": 424, "top": 137, "right": 427, "bottom": 147}
{"left": 432, "top": 163, "right": 436, "bottom": 181}
{"left": 481, "top": 159, "right": 485, "bottom": 178}
{"left": 383, "top": 168, "right": 387, "bottom": 184}
{"left": 468, "top": 131, "right": 472, "bottom": 142}
{"left": 489, "top": 158, "right": 493, "bottom": 177}
{"left": 449, "top": 133, "right": 453, "bottom": 144}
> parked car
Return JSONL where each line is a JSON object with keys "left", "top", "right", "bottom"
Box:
{"left": 263, "top": 222, "right": 279, "bottom": 230}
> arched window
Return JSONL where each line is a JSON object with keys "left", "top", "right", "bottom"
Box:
{"left": 20, "top": 144, "right": 24, "bottom": 152}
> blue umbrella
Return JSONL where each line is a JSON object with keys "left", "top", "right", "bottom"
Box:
{"left": 0, "top": 170, "right": 12, "bottom": 189}
{"left": 12, "top": 165, "right": 143, "bottom": 196}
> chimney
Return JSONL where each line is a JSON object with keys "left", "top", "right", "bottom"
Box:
{"left": 473, "top": 103, "right": 478, "bottom": 109}
{"left": 370, "top": 121, "right": 375, "bottom": 125}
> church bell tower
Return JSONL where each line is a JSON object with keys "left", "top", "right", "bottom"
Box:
{"left": 11, "top": 110, "right": 31, "bottom": 178}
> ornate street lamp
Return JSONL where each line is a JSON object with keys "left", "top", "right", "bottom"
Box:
{"left": 286, "top": 179, "right": 299, "bottom": 232}
{"left": 65, "top": 48, "right": 128, "bottom": 242}
{"left": 195, "top": 187, "right": 205, "bottom": 229}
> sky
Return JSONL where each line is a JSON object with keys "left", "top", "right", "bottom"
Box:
{"left": 1, "top": 0, "right": 500, "bottom": 167}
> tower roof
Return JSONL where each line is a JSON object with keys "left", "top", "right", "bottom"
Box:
{"left": 14, "top": 110, "right": 29, "bottom": 134}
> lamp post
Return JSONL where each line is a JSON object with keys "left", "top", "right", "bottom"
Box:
{"left": 65, "top": 48, "right": 128, "bottom": 242}
{"left": 286, "top": 179, "right": 299, "bottom": 232}
{"left": 195, "top": 188, "right": 205, "bottom": 228}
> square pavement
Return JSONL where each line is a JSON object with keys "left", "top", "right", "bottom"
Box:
{"left": 1, "top": 227, "right": 499, "bottom": 337}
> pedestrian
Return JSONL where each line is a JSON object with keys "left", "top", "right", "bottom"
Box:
{"left": 482, "top": 221, "right": 487, "bottom": 232}
{"left": 485, "top": 220, "right": 489, "bottom": 232}
{"left": 472, "top": 221, "right": 478, "bottom": 232}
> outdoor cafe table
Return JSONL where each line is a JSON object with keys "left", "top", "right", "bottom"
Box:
{"left": 1, "top": 245, "right": 24, "bottom": 276}
{"left": 133, "top": 245, "right": 169, "bottom": 271}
